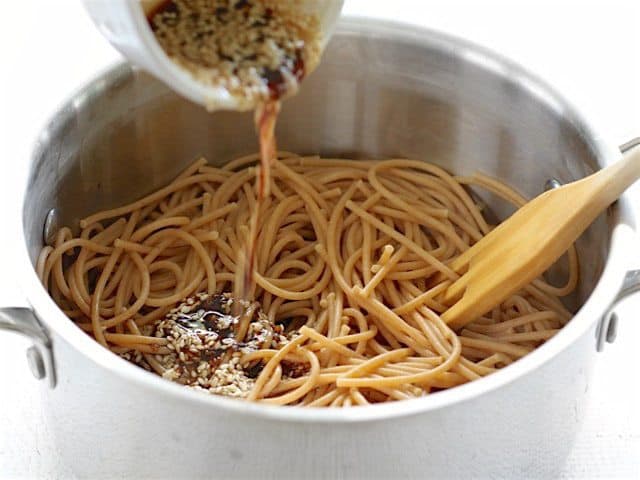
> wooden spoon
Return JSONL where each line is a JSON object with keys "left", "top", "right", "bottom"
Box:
{"left": 441, "top": 146, "right": 640, "bottom": 330}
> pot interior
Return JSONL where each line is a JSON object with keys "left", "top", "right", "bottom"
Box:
{"left": 25, "top": 19, "right": 609, "bottom": 318}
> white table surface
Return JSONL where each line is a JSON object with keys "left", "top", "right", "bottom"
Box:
{"left": 1, "top": 1, "right": 639, "bottom": 478}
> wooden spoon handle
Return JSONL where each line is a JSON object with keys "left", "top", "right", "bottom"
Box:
{"left": 589, "top": 145, "right": 640, "bottom": 210}
{"left": 442, "top": 143, "right": 640, "bottom": 330}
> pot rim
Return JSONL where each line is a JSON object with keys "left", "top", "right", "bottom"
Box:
{"left": 19, "top": 16, "right": 631, "bottom": 423}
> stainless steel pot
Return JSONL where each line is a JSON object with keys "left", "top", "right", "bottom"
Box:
{"left": 2, "top": 18, "right": 639, "bottom": 478}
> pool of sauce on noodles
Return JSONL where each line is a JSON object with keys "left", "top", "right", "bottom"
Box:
{"left": 147, "top": 1, "right": 310, "bottom": 313}
{"left": 172, "top": 294, "right": 267, "bottom": 375}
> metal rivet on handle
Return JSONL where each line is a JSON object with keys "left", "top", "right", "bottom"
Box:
{"left": 544, "top": 178, "right": 562, "bottom": 191}
{"left": 43, "top": 208, "right": 59, "bottom": 246}
{"left": 26, "top": 346, "right": 46, "bottom": 380}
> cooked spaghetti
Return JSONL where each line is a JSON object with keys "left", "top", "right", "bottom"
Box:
{"left": 37, "top": 153, "right": 577, "bottom": 406}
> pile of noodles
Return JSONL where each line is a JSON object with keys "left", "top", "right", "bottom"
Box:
{"left": 38, "top": 152, "right": 577, "bottom": 406}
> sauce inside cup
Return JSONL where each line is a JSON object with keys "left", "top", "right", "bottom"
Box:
{"left": 147, "top": 0, "right": 320, "bottom": 108}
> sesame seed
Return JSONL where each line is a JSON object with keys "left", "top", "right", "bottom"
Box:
{"left": 121, "top": 293, "right": 299, "bottom": 399}
{"left": 149, "top": 0, "right": 320, "bottom": 106}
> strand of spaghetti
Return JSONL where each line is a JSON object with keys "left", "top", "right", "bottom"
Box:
{"left": 99, "top": 251, "right": 150, "bottom": 328}
{"left": 156, "top": 195, "right": 206, "bottom": 220}
{"left": 531, "top": 244, "right": 579, "bottom": 297}
{"left": 350, "top": 388, "right": 370, "bottom": 405}
{"left": 209, "top": 168, "right": 255, "bottom": 211}
{"left": 325, "top": 327, "right": 377, "bottom": 346}
{"left": 361, "top": 245, "right": 407, "bottom": 297}
{"left": 384, "top": 159, "right": 483, "bottom": 223}
{"left": 351, "top": 287, "right": 430, "bottom": 344}
{"left": 185, "top": 203, "right": 238, "bottom": 231}
{"left": 342, "top": 308, "right": 371, "bottom": 355}
{"left": 145, "top": 268, "right": 203, "bottom": 307}
{"left": 302, "top": 386, "right": 333, "bottom": 406}
{"left": 104, "top": 342, "right": 171, "bottom": 354}
{"left": 272, "top": 163, "right": 329, "bottom": 243}
{"left": 91, "top": 210, "right": 141, "bottom": 345}
{"left": 393, "top": 282, "right": 448, "bottom": 315}
{"left": 392, "top": 168, "right": 490, "bottom": 235}
{"left": 220, "top": 152, "right": 261, "bottom": 171}
{"left": 125, "top": 319, "right": 166, "bottom": 375}
{"left": 459, "top": 336, "right": 532, "bottom": 357}
{"left": 104, "top": 333, "right": 168, "bottom": 345}
{"left": 465, "top": 311, "right": 559, "bottom": 334}
{"left": 36, "top": 246, "right": 52, "bottom": 282}
{"left": 343, "top": 192, "right": 383, "bottom": 229}
{"left": 325, "top": 183, "right": 365, "bottom": 295}
{"left": 272, "top": 229, "right": 316, "bottom": 266}
{"left": 262, "top": 349, "right": 320, "bottom": 405}
{"left": 65, "top": 270, "right": 93, "bottom": 317}
{"left": 299, "top": 326, "right": 361, "bottom": 358}
{"left": 380, "top": 159, "right": 488, "bottom": 230}
{"left": 148, "top": 229, "right": 216, "bottom": 293}
{"left": 390, "top": 284, "right": 474, "bottom": 380}
{"left": 295, "top": 156, "right": 379, "bottom": 169}
{"left": 345, "top": 200, "right": 457, "bottom": 280}
{"left": 240, "top": 349, "right": 307, "bottom": 363}
{"left": 81, "top": 172, "right": 233, "bottom": 227}
{"left": 523, "top": 284, "right": 572, "bottom": 319}
{"left": 493, "top": 330, "right": 560, "bottom": 342}
{"left": 338, "top": 348, "right": 411, "bottom": 379}
{"left": 43, "top": 239, "right": 114, "bottom": 285}
{"left": 71, "top": 218, "right": 128, "bottom": 300}
{"left": 266, "top": 373, "right": 339, "bottom": 397}
{"left": 262, "top": 257, "right": 323, "bottom": 289}
{"left": 254, "top": 257, "right": 331, "bottom": 300}
{"left": 342, "top": 334, "right": 464, "bottom": 389}
{"left": 368, "top": 162, "right": 448, "bottom": 218}
{"left": 409, "top": 307, "right": 479, "bottom": 380}
{"left": 456, "top": 173, "right": 526, "bottom": 206}
{"left": 307, "top": 388, "right": 342, "bottom": 407}
{"left": 372, "top": 244, "right": 394, "bottom": 271}
{"left": 259, "top": 365, "right": 282, "bottom": 398}
{"left": 369, "top": 177, "right": 470, "bottom": 253}
{"left": 130, "top": 217, "right": 191, "bottom": 242}
{"left": 336, "top": 366, "right": 460, "bottom": 389}
{"left": 248, "top": 333, "right": 308, "bottom": 401}
{"left": 477, "top": 353, "right": 513, "bottom": 367}
{"left": 361, "top": 217, "right": 373, "bottom": 285}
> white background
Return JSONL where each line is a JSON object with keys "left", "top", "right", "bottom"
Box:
{"left": 0, "top": 0, "right": 639, "bottom": 478}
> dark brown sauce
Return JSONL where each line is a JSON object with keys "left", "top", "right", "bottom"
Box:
{"left": 174, "top": 295, "right": 233, "bottom": 335}
{"left": 233, "top": 100, "right": 280, "bottom": 307}
{"left": 263, "top": 51, "right": 305, "bottom": 100}
{"left": 151, "top": 293, "right": 290, "bottom": 388}
{"left": 146, "top": 0, "right": 178, "bottom": 27}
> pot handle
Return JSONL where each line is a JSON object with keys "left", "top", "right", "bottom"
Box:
{"left": 0, "top": 307, "right": 56, "bottom": 387}
{"left": 597, "top": 138, "right": 640, "bottom": 352}
{"left": 597, "top": 270, "right": 640, "bottom": 352}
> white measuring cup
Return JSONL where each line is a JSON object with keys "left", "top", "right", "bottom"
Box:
{"left": 82, "top": 0, "right": 343, "bottom": 111}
